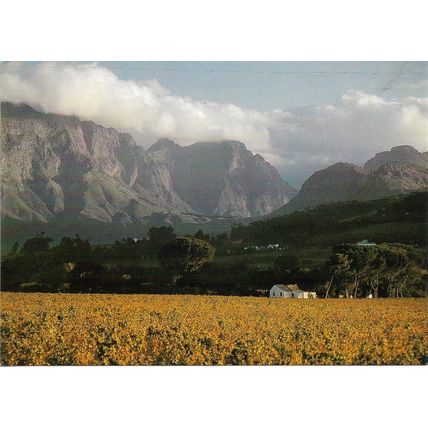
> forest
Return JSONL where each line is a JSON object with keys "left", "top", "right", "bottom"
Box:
{"left": 231, "top": 192, "right": 427, "bottom": 246}
{"left": 1, "top": 222, "right": 426, "bottom": 297}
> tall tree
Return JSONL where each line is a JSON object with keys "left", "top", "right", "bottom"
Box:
{"left": 194, "top": 230, "right": 211, "bottom": 242}
{"left": 159, "top": 237, "right": 215, "bottom": 284}
{"left": 20, "top": 232, "right": 52, "bottom": 255}
{"left": 324, "top": 252, "right": 351, "bottom": 298}
{"left": 53, "top": 234, "right": 92, "bottom": 263}
{"left": 149, "top": 226, "right": 176, "bottom": 250}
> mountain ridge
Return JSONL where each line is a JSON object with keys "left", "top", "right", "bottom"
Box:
{"left": 363, "top": 145, "right": 428, "bottom": 171}
{"left": 1, "top": 102, "right": 295, "bottom": 223}
{"left": 274, "top": 146, "right": 428, "bottom": 216}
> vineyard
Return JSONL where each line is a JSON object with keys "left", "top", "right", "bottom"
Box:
{"left": 1, "top": 293, "right": 426, "bottom": 365}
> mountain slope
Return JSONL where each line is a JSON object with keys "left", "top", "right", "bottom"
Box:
{"left": 1, "top": 102, "right": 189, "bottom": 223}
{"left": 147, "top": 139, "right": 296, "bottom": 217}
{"left": 1, "top": 102, "right": 294, "bottom": 222}
{"left": 274, "top": 146, "right": 428, "bottom": 216}
{"left": 232, "top": 192, "right": 427, "bottom": 247}
{"left": 364, "top": 145, "right": 428, "bottom": 171}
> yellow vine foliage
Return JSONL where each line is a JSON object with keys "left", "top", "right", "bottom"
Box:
{"left": 1, "top": 293, "right": 426, "bottom": 365}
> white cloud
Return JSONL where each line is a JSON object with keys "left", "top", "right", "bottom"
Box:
{"left": 1, "top": 63, "right": 427, "bottom": 187}
{"left": 267, "top": 90, "right": 428, "bottom": 183}
{"left": 0, "top": 62, "right": 273, "bottom": 152}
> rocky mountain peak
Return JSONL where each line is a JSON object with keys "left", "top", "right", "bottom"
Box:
{"left": 363, "top": 145, "right": 427, "bottom": 171}
{"left": 195, "top": 140, "right": 246, "bottom": 148}
{"left": 145, "top": 138, "right": 296, "bottom": 217}
{"left": 301, "top": 162, "right": 367, "bottom": 188}
{"left": 147, "top": 138, "right": 180, "bottom": 153}
{"left": 326, "top": 162, "right": 366, "bottom": 172}
{"left": 1, "top": 102, "right": 294, "bottom": 222}
{"left": 275, "top": 151, "right": 428, "bottom": 216}
{"left": 2, "top": 102, "right": 39, "bottom": 118}
{"left": 390, "top": 145, "right": 420, "bottom": 153}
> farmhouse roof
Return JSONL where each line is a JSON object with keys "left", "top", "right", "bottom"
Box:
{"left": 274, "top": 284, "right": 289, "bottom": 291}
{"left": 273, "top": 284, "right": 301, "bottom": 292}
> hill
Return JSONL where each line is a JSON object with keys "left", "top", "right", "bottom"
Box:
{"left": 274, "top": 146, "right": 428, "bottom": 215}
{"left": 231, "top": 192, "right": 427, "bottom": 248}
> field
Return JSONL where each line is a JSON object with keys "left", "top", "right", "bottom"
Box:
{"left": 1, "top": 293, "right": 427, "bottom": 365}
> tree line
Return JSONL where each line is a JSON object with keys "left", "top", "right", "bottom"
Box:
{"left": 323, "top": 243, "right": 426, "bottom": 298}
{"left": 230, "top": 192, "right": 427, "bottom": 247}
{"left": 1, "top": 227, "right": 426, "bottom": 297}
{"left": 1, "top": 227, "right": 217, "bottom": 294}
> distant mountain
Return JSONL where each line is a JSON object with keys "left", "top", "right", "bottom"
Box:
{"left": 364, "top": 145, "right": 428, "bottom": 171}
{"left": 147, "top": 139, "right": 296, "bottom": 217}
{"left": 274, "top": 146, "right": 428, "bottom": 215}
{"left": 1, "top": 102, "right": 295, "bottom": 223}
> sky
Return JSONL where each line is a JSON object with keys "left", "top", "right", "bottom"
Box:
{"left": 1, "top": 61, "right": 427, "bottom": 187}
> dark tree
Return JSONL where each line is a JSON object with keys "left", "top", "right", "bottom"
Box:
{"left": 324, "top": 252, "right": 351, "bottom": 298}
{"left": 52, "top": 234, "right": 93, "bottom": 263}
{"left": 324, "top": 243, "right": 426, "bottom": 298}
{"left": 213, "top": 233, "right": 228, "bottom": 245}
{"left": 158, "top": 237, "right": 215, "bottom": 283}
{"left": 12, "top": 233, "right": 54, "bottom": 286}
{"left": 68, "top": 260, "right": 105, "bottom": 292}
{"left": 148, "top": 226, "right": 176, "bottom": 249}
{"left": 20, "top": 232, "right": 52, "bottom": 255}
{"left": 194, "top": 229, "right": 211, "bottom": 242}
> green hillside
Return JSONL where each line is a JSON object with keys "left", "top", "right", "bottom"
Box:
{"left": 231, "top": 192, "right": 427, "bottom": 248}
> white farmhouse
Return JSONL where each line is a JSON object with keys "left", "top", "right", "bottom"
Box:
{"left": 270, "top": 284, "right": 316, "bottom": 299}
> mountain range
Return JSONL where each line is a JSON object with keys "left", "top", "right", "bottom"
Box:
{"left": 1, "top": 102, "right": 427, "bottom": 228}
{"left": 1, "top": 102, "right": 296, "bottom": 224}
{"left": 274, "top": 145, "right": 428, "bottom": 215}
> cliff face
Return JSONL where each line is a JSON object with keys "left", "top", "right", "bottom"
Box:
{"left": 1, "top": 103, "right": 295, "bottom": 222}
{"left": 275, "top": 148, "right": 428, "bottom": 215}
{"left": 1, "top": 102, "right": 179, "bottom": 223}
{"left": 147, "top": 140, "right": 296, "bottom": 217}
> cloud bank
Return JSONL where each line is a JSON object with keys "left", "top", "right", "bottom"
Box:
{"left": 1, "top": 62, "right": 427, "bottom": 186}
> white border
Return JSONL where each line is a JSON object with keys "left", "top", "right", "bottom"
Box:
{"left": 1, "top": 1, "right": 427, "bottom": 60}
{"left": 1, "top": 1, "right": 427, "bottom": 427}
{"left": 0, "top": 366, "right": 426, "bottom": 428}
